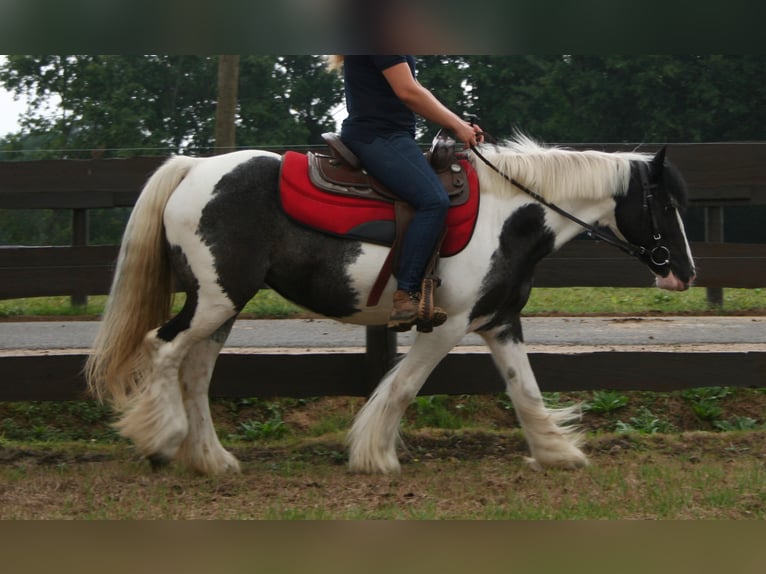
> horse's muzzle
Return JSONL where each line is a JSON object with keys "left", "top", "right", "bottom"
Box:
{"left": 656, "top": 271, "right": 694, "bottom": 291}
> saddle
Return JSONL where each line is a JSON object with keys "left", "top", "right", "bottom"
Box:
{"left": 308, "top": 132, "right": 469, "bottom": 329}
{"left": 310, "top": 132, "right": 471, "bottom": 207}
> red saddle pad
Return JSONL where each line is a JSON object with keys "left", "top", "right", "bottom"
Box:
{"left": 279, "top": 151, "right": 479, "bottom": 257}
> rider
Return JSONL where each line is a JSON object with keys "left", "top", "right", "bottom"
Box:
{"left": 327, "top": 55, "right": 483, "bottom": 330}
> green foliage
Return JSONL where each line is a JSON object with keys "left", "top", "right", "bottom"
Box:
{"left": 681, "top": 386, "right": 731, "bottom": 422}
{"left": 0, "top": 55, "right": 343, "bottom": 159}
{"left": 585, "top": 390, "right": 630, "bottom": 414}
{"left": 3, "top": 55, "right": 766, "bottom": 247}
{"left": 0, "top": 208, "right": 72, "bottom": 245}
{"left": 233, "top": 418, "right": 288, "bottom": 441}
{"left": 714, "top": 416, "right": 760, "bottom": 432}
{"left": 409, "top": 395, "right": 463, "bottom": 430}
{"left": 524, "top": 287, "right": 766, "bottom": 315}
{"left": 3, "top": 55, "right": 766, "bottom": 159}
{"left": 227, "top": 402, "right": 289, "bottom": 441}
{"left": 1, "top": 287, "right": 763, "bottom": 319}
{"left": 615, "top": 407, "right": 675, "bottom": 434}
{"left": 0, "top": 401, "right": 119, "bottom": 442}
{"left": 681, "top": 386, "right": 733, "bottom": 402}
{"left": 690, "top": 401, "right": 724, "bottom": 422}
{"left": 463, "top": 55, "right": 766, "bottom": 143}
{"left": 240, "top": 290, "right": 306, "bottom": 318}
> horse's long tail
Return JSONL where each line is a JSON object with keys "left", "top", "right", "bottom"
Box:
{"left": 85, "top": 155, "right": 199, "bottom": 407}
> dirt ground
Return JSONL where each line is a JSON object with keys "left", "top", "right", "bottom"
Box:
{"left": 1, "top": 428, "right": 765, "bottom": 519}
{"left": 1, "top": 391, "right": 765, "bottom": 519}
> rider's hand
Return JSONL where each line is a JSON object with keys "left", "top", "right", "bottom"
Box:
{"left": 453, "top": 120, "right": 484, "bottom": 148}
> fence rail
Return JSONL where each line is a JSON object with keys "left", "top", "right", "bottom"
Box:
{"left": 1, "top": 143, "right": 765, "bottom": 400}
{"left": 2, "top": 347, "right": 763, "bottom": 402}
{"left": 2, "top": 240, "right": 766, "bottom": 300}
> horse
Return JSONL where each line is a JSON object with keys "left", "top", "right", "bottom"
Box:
{"left": 85, "top": 134, "right": 696, "bottom": 475}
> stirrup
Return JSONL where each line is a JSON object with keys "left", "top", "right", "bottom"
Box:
{"left": 416, "top": 276, "right": 446, "bottom": 333}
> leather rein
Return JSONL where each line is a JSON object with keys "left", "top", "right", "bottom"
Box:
{"left": 468, "top": 141, "right": 671, "bottom": 268}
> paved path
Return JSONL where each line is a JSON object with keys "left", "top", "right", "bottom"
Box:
{"left": 1, "top": 316, "right": 764, "bottom": 351}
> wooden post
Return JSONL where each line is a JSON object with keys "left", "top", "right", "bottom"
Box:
{"left": 214, "top": 55, "right": 240, "bottom": 154}
{"left": 365, "top": 325, "right": 397, "bottom": 394}
{"left": 70, "top": 208, "right": 88, "bottom": 307}
{"left": 705, "top": 206, "right": 724, "bottom": 307}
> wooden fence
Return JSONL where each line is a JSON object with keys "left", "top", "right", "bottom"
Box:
{"left": 1, "top": 143, "right": 765, "bottom": 400}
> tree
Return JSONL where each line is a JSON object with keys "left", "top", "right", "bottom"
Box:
{"left": 236, "top": 55, "right": 343, "bottom": 147}
{"left": 0, "top": 55, "right": 344, "bottom": 158}
{"left": 0, "top": 55, "right": 219, "bottom": 157}
{"left": 214, "top": 55, "right": 240, "bottom": 154}
{"left": 460, "top": 55, "right": 766, "bottom": 143}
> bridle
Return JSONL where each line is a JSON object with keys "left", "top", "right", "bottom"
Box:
{"left": 468, "top": 142, "right": 672, "bottom": 268}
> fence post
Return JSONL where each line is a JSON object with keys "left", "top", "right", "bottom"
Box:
{"left": 365, "top": 325, "right": 397, "bottom": 394}
{"left": 705, "top": 206, "right": 724, "bottom": 307}
{"left": 71, "top": 208, "right": 89, "bottom": 307}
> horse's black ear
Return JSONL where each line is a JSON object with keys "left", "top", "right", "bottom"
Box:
{"left": 651, "top": 146, "right": 667, "bottom": 169}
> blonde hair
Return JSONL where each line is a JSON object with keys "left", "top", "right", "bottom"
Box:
{"left": 326, "top": 55, "right": 344, "bottom": 73}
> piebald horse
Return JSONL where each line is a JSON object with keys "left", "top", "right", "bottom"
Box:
{"left": 86, "top": 135, "right": 695, "bottom": 475}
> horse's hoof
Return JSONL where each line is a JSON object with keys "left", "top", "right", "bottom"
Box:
{"left": 148, "top": 453, "right": 171, "bottom": 472}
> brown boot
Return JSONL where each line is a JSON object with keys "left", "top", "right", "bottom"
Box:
{"left": 388, "top": 289, "right": 419, "bottom": 331}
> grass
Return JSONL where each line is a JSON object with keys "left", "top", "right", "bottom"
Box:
{"left": 2, "top": 388, "right": 763, "bottom": 445}
{"left": 523, "top": 286, "right": 765, "bottom": 315}
{"left": 0, "top": 389, "right": 764, "bottom": 518}
{"left": 0, "top": 286, "right": 764, "bottom": 319}
{"left": 1, "top": 429, "right": 764, "bottom": 519}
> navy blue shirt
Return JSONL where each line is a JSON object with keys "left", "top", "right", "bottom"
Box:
{"left": 340, "top": 55, "right": 417, "bottom": 144}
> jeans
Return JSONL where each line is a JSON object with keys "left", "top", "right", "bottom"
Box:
{"left": 344, "top": 133, "right": 450, "bottom": 293}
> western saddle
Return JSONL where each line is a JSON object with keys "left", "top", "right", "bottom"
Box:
{"left": 308, "top": 132, "right": 469, "bottom": 331}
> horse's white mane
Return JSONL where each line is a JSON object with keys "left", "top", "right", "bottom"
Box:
{"left": 471, "top": 133, "right": 652, "bottom": 203}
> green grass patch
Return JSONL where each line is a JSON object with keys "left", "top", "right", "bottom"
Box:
{"left": 1, "top": 287, "right": 764, "bottom": 319}
{"left": 0, "top": 400, "right": 121, "bottom": 443}
{"left": 523, "top": 286, "right": 765, "bottom": 315}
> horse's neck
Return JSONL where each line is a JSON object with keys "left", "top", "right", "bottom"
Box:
{"left": 478, "top": 187, "right": 616, "bottom": 251}
{"left": 547, "top": 197, "right": 617, "bottom": 249}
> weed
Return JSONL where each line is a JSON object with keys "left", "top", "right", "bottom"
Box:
{"left": 681, "top": 387, "right": 733, "bottom": 402}
{"left": 228, "top": 402, "right": 289, "bottom": 441}
{"left": 409, "top": 395, "right": 462, "bottom": 429}
{"left": 680, "top": 386, "right": 734, "bottom": 424}
{"left": 231, "top": 418, "right": 288, "bottom": 441}
{"left": 615, "top": 407, "right": 675, "bottom": 434}
{"left": 542, "top": 392, "right": 576, "bottom": 410}
{"left": 714, "top": 416, "right": 760, "bottom": 432}
{"left": 585, "top": 390, "right": 630, "bottom": 414}
{"left": 0, "top": 401, "right": 118, "bottom": 442}
{"left": 309, "top": 414, "right": 352, "bottom": 437}
{"left": 690, "top": 400, "right": 724, "bottom": 421}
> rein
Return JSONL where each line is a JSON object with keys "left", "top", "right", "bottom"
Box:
{"left": 469, "top": 142, "right": 670, "bottom": 267}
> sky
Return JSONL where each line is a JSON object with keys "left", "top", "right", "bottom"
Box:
{"left": 0, "top": 56, "right": 25, "bottom": 137}
{"left": 0, "top": 88, "right": 24, "bottom": 136}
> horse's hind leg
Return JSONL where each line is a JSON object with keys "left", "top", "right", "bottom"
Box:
{"left": 176, "top": 319, "right": 240, "bottom": 475}
{"left": 114, "top": 329, "right": 193, "bottom": 468}
{"left": 115, "top": 294, "right": 238, "bottom": 469}
{"left": 480, "top": 323, "right": 588, "bottom": 470}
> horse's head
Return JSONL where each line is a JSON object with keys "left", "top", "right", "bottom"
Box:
{"left": 611, "top": 148, "right": 696, "bottom": 291}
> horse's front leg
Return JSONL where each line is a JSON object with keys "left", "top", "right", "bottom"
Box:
{"left": 347, "top": 316, "right": 468, "bottom": 474}
{"left": 479, "top": 317, "right": 588, "bottom": 470}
